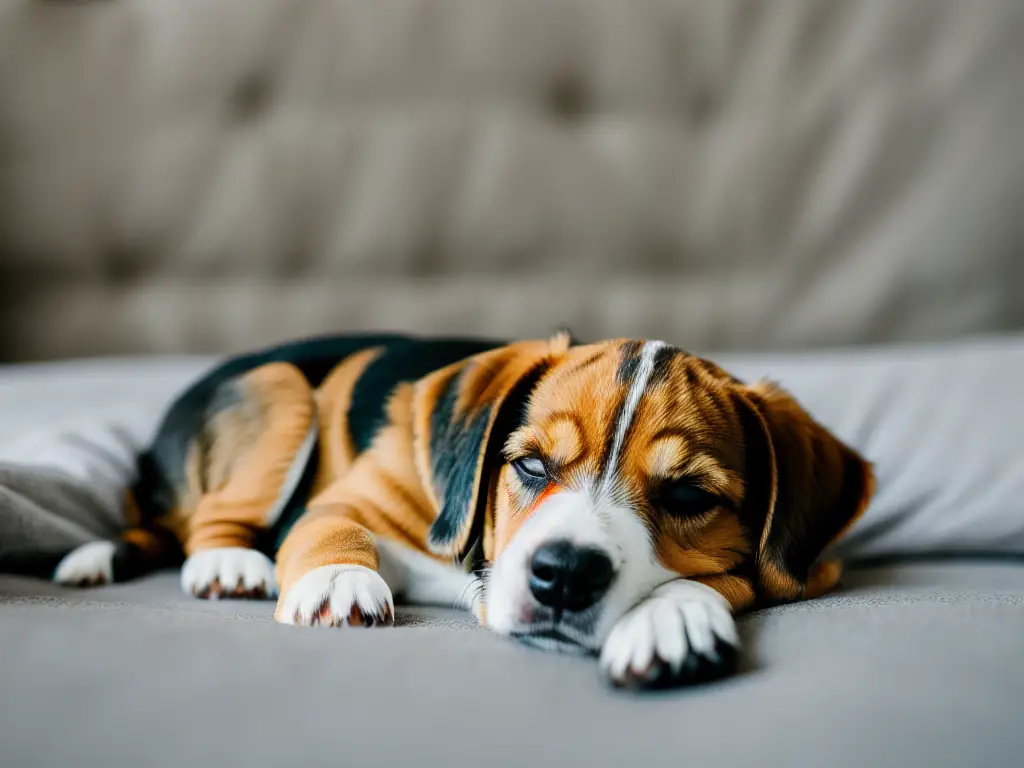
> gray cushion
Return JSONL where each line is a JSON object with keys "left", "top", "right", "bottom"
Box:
{"left": 2, "top": 562, "right": 1023, "bottom": 768}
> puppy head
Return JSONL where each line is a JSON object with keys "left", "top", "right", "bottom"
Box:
{"left": 413, "top": 337, "right": 874, "bottom": 652}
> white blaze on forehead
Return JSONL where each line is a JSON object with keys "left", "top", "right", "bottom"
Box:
{"left": 599, "top": 341, "right": 669, "bottom": 498}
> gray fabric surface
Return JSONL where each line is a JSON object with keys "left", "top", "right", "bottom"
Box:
{"left": 0, "top": 358, "right": 200, "bottom": 559}
{"left": 2, "top": 561, "right": 1023, "bottom": 768}
{"left": 0, "top": 464, "right": 122, "bottom": 557}
{"left": 3, "top": 0, "right": 1024, "bottom": 360}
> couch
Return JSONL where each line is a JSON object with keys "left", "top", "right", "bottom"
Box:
{"left": 2, "top": 0, "right": 1023, "bottom": 360}
{"left": 2, "top": 2, "right": 1023, "bottom": 766}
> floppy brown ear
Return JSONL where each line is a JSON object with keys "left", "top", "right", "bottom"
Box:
{"left": 411, "top": 334, "right": 571, "bottom": 561}
{"left": 736, "top": 381, "right": 875, "bottom": 602}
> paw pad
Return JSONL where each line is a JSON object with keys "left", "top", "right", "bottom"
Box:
{"left": 600, "top": 579, "right": 740, "bottom": 690}
{"left": 181, "top": 547, "right": 278, "bottom": 600}
{"left": 53, "top": 541, "right": 116, "bottom": 587}
{"left": 277, "top": 565, "right": 395, "bottom": 628}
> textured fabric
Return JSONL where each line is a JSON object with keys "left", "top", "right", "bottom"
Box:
{"left": 4, "top": 334, "right": 1024, "bottom": 564}
{"left": 0, "top": 357, "right": 202, "bottom": 449}
{"left": 2, "top": 0, "right": 1023, "bottom": 361}
{"left": 0, "top": 465, "right": 122, "bottom": 559}
{"left": 1, "top": 562, "right": 1023, "bottom": 768}
{"left": 0, "top": 358, "right": 200, "bottom": 558}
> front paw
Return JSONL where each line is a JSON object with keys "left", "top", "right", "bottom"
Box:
{"left": 181, "top": 547, "right": 278, "bottom": 599}
{"left": 600, "top": 579, "right": 739, "bottom": 690}
{"left": 275, "top": 565, "right": 394, "bottom": 627}
{"left": 53, "top": 541, "right": 117, "bottom": 587}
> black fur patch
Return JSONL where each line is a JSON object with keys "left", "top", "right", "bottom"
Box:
{"left": 648, "top": 344, "right": 678, "bottom": 386}
{"left": 426, "top": 368, "right": 495, "bottom": 551}
{"left": 427, "top": 363, "right": 549, "bottom": 559}
{"left": 733, "top": 396, "right": 774, "bottom": 586}
{"left": 349, "top": 339, "right": 503, "bottom": 454}
{"left": 110, "top": 534, "right": 184, "bottom": 582}
{"left": 616, "top": 340, "right": 644, "bottom": 384}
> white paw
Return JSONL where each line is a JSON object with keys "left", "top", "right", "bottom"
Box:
{"left": 181, "top": 547, "right": 278, "bottom": 599}
{"left": 600, "top": 579, "right": 739, "bottom": 689}
{"left": 53, "top": 540, "right": 117, "bottom": 587}
{"left": 276, "top": 565, "right": 394, "bottom": 627}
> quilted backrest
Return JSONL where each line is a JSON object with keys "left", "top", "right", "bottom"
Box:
{"left": 1, "top": 0, "right": 1022, "bottom": 360}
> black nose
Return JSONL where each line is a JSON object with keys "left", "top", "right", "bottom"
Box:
{"left": 528, "top": 540, "right": 615, "bottom": 612}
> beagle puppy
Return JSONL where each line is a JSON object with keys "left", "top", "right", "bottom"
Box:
{"left": 53, "top": 332, "right": 873, "bottom": 689}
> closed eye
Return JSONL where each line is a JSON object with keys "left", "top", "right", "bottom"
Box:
{"left": 656, "top": 478, "right": 722, "bottom": 518}
{"left": 511, "top": 456, "right": 548, "bottom": 486}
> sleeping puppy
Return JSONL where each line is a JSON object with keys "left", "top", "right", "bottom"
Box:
{"left": 53, "top": 332, "right": 873, "bottom": 689}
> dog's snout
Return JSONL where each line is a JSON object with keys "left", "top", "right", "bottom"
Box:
{"left": 528, "top": 540, "right": 615, "bottom": 612}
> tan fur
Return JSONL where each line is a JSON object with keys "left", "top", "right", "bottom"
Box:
{"left": 489, "top": 463, "right": 535, "bottom": 560}
{"left": 693, "top": 574, "right": 756, "bottom": 611}
{"left": 515, "top": 344, "right": 629, "bottom": 483}
{"left": 204, "top": 391, "right": 267, "bottom": 495}
{"left": 656, "top": 510, "right": 752, "bottom": 578}
{"left": 803, "top": 559, "right": 845, "bottom": 599}
{"left": 274, "top": 385, "right": 439, "bottom": 609}
{"left": 120, "top": 527, "right": 165, "bottom": 557}
{"left": 177, "top": 363, "right": 317, "bottom": 554}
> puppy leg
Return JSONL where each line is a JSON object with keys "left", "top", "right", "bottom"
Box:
{"left": 53, "top": 541, "right": 118, "bottom": 587}
{"left": 54, "top": 526, "right": 183, "bottom": 587}
{"left": 274, "top": 395, "right": 446, "bottom": 627}
{"left": 600, "top": 575, "right": 751, "bottom": 690}
{"left": 274, "top": 533, "right": 479, "bottom": 627}
{"left": 274, "top": 513, "right": 394, "bottom": 627}
{"left": 181, "top": 362, "right": 317, "bottom": 600}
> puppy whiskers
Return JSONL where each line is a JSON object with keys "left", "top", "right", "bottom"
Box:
{"left": 454, "top": 565, "right": 490, "bottom": 611}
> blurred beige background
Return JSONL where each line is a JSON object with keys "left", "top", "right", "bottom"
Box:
{"left": 1, "top": 0, "right": 1022, "bottom": 362}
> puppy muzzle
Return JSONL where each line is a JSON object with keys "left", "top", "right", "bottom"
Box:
{"left": 505, "top": 539, "right": 617, "bottom": 653}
